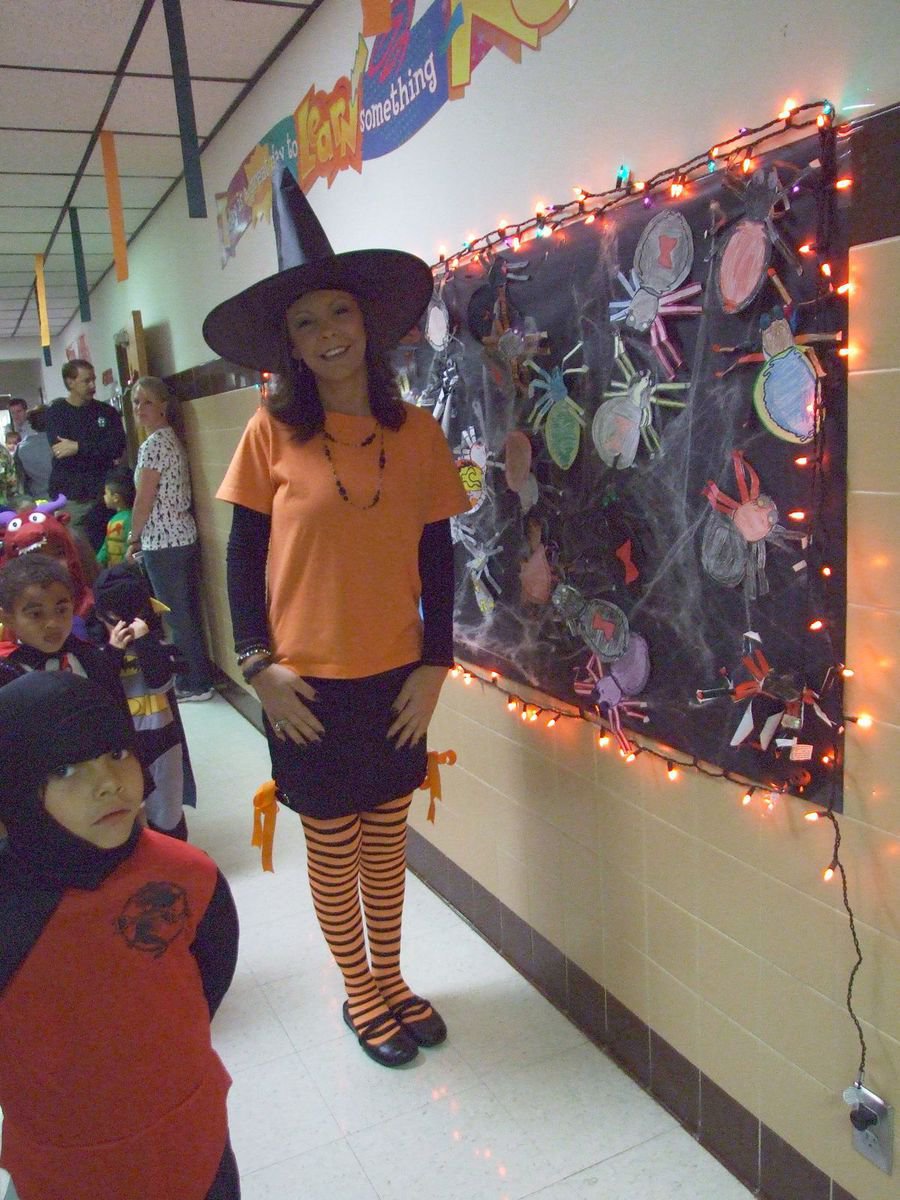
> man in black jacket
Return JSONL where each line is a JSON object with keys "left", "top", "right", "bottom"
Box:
{"left": 47, "top": 359, "right": 126, "bottom": 550}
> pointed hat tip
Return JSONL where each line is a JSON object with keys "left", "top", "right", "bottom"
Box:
{"left": 272, "top": 163, "right": 333, "bottom": 271}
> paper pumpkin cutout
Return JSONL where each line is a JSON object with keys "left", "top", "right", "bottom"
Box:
{"left": 526, "top": 342, "right": 588, "bottom": 470}
{"left": 609, "top": 210, "right": 702, "bottom": 377}
{"left": 592, "top": 335, "right": 689, "bottom": 469}
{"left": 551, "top": 583, "right": 630, "bottom": 662}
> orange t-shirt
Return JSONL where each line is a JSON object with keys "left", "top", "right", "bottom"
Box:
{"left": 217, "top": 402, "right": 468, "bottom": 677}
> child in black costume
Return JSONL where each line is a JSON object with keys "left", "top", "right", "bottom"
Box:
{"left": 91, "top": 563, "right": 197, "bottom": 839}
{"left": 0, "top": 554, "right": 124, "bottom": 702}
{"left": 0, "top": 671, "right": 239, "bottom": 1200}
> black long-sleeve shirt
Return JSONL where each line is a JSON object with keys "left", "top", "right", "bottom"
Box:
{"left": 46, "top": 398, "right": 126, "bottom": 502}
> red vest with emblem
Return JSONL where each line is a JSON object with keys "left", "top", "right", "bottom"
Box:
{"left": 0, "top": 831, "right": 231, "bottom": 1200}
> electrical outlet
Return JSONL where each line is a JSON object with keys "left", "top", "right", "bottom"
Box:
{"left": 842, "top": 1083, "right": 894, "bottom": 1174}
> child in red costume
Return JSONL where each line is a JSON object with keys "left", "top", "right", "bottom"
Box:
{"left": 0, "top": 671, "right": 239, "bottom": 1200}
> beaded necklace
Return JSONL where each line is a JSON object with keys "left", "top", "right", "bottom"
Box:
{"left": 321, "top": 423, "right": 386, "bottom": 510}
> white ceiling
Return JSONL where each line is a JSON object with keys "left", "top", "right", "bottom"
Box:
{"left": 0, "top": 0, "right": 326, "bottom": 342}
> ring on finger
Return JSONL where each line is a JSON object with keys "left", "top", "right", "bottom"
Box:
{"left": 274, "top": 719, "right": 287, "bottom": 733}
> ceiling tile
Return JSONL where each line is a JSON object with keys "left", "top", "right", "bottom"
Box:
{"left": 67, "top": 207, "right": 151, "bottom": 235}
{"left": 127, "top": 0, "right": 299, "bottom": 78}
{"left": 83, "top": 133, "right": 184, "bottom": 177}
{"left": 0, "top": 130, "right": 93, "bottom": 174}
{"left": 0, "top": 176, "right": 73, "bottom": 206}
{"left": 0, "top": 209, "right": 62, "bottom": 234}
{"left": 1, "top": 0, "right": 149, "bottom": 72}
{"left": 71, "top": 175, "right": 173, "bottom": 207}
{"left": 107, "top": 76, "right": 245, "bottom": 138}
{"left": 0, "top": 68, "right": 112, "bottom": 132}
{"left": 0, "top": 234, "right": 49, "bottom": 255}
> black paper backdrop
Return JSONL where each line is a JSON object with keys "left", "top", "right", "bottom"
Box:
{"left": 401, "top": 132, "right": 849, "bottom": 807}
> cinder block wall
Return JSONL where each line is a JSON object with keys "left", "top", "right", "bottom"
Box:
{"left": 188, "top": 241, "right": 898, "bottom": 1199}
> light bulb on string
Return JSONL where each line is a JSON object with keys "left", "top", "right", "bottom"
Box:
{"left": 463, "top": 672, "right": 472, "bottom": 686}
{"left": 823, "top": 857, "right": 838, "bottom": 882}
{"left": 741, "top": 787, "right": 755, "bottom": 806}
{"left": 778, "top": 98, "right": 797, "bottom": 122}
{"left": 666, "top": 761, "right": 679, "bottom": 781}
{"left": 835, "top": 177, "right": 852, "bottom": 190}
{"left": 808, "top": 618, "right": 825, "bottom": 632}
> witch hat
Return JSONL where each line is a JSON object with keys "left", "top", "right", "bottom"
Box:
{"left": 202, "top": 165, "right": 433, "bottom": 372}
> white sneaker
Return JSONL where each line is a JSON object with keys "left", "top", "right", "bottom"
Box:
{"left": 175, "top": 687, "right": 215, "bottom": 703}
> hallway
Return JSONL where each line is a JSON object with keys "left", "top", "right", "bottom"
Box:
{"left": 176, "top": 695, "right": 751, "bottom": 1199}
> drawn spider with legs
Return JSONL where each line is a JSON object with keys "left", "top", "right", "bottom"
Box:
{"left": 591, "top": 335, "right": 689, "bottom": 469}
{"left": 608, "top": 209, "right": 703, "bottom": 378}
{"left": 523, "top": 341, "right": 589, "bottom": 471}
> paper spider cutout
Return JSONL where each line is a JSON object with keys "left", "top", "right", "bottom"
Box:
{"left": 713, "top": 167, "right": 803, "bottom": 315}
{"left": 455, "top": 524, "right": 503, "bottom": 616}
{"left": 714, "top": 307, "right": 840, "bottom": 444}
{"left": 524, "top": 342, "right": 588, "bottom": 470}
{"left": 609, "top": 209, "right": 703, "bottom": 378}
{"left": 573, "top": 634, "right": 651, "bottom": 755}
{"left": 701, "top": 449, "right": 804, "bottom": 600}
{"left": 551, "top": 582, "right": 630, "bottom": 662}
{"left": 696, "top": 630, "right": 832, "bottom": 753}
{"left": 592, "top": 335, "right": 689, "bottom": 469}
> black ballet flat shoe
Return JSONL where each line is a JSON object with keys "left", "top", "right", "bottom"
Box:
{"left": 341, "top": 1002, "right": 419, "bottom": 1068}
{"left": 389, "top": 995, "right": 448, "bottom": 1047}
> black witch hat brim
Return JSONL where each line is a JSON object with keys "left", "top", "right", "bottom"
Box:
{"left": 202, "top": 249, "right": 433, "bottom": 372}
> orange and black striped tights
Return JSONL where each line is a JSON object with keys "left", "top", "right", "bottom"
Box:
{"left": 300, "top": 794, "right": 434, "bottom": 1045}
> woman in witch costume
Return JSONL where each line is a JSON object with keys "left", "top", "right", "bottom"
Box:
{"left": 205, "top": 166, "right": 468, "bottom": 1068}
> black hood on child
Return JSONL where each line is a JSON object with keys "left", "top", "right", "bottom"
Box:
{"left": 0, "top": 671, "right": 141, "bottom": 890}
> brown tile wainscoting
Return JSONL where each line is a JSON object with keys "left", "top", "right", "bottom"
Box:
{"left": 405, "top": 825, "right": 863, "bottom": 1200}
{"left": 215, "top": 667, "right": 865, "bottom": 1200}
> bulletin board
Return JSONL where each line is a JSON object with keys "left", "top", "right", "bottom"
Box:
{"left": 401, "top": 131, "right": 850, "bottom": 807}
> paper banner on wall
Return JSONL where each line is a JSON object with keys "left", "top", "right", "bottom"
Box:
{"left": 214, "top": 0, "right": 576, "bottom": 264}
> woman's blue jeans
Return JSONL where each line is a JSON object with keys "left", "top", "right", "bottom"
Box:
{"left": 141, "top": 541, "right": 213, "bottom": 693}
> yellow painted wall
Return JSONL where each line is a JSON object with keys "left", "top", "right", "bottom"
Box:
{"left": 189, "top": 240, "right": 898, "bottom": 1199}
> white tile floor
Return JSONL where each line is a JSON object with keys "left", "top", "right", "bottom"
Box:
{"left": 1, "top": 695, "right": 754, "bottom": 1200}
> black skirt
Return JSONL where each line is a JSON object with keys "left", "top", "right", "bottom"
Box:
{"left": 265, "top": 662, "right": 428, "bottom": 819}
